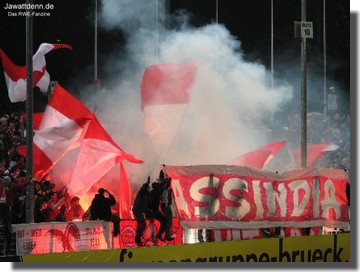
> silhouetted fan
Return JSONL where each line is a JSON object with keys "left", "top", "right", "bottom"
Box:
{"left": 47, "top": 223, "right": 81, "bottom": 252}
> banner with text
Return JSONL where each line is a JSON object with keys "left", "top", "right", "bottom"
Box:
{"left": 13, "top": 221, "right": 113, "bottom": 255}
{"left": 165, "top": 165, "right": 349, "bottom": 229}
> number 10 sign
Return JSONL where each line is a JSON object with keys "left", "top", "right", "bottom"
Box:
{"left": 301, "top": 21, "right": 313, "bottom": 39}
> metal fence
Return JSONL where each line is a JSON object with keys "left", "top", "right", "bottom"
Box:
{"left": 0, "top": 225, "right": 16, "bottom": 256}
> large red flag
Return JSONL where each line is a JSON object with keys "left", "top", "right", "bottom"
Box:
{"left": 293, "top": 143, "right": 339, "bottom": 168}
{"left": 140, "top": 62, "right": 198, "bottom": 145}
{"left": 67, "top": 116, "right": 143, "bottom": 196}
{"left": 33, "top": 84, "right": 94, "bottom": 180}
{"left": 119, "top": 163, "right": 132, "bottom": 219}
{"left": 0, "top": 43, "right": 72, "bottom": 102}
{"left": 229, "top": 141, "right": 286, "bottom": 168}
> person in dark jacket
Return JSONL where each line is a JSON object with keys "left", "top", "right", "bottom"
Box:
{"left": 55, "top": 204, "right": 68, "bottom": 222}
{"left": 0, "top": 177, "right": 12, "bottom": 254}
{"left": 147, "top": 180, "right": 166, "bottom": 242}
{"left": 160, "top": 177, "right": 174, "bottom": 241}
{"left": 90, "top": 188, "right": 120, "bottom": 237}
{"left": 132, "top": 176, "right": 151, "bottom": 246}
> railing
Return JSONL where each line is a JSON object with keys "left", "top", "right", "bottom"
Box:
{"left": 0, "top": 225, "right": 16, "bottom": 257}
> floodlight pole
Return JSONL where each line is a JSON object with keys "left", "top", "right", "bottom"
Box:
{"left": 323, "top": 0, "right": 327, "bottom": 116}
{"left": 216, "top": 0, "right": 218, "bottom": 23}
{"left": 25, "top": 0, "right": 34, "bottom": 223}
{"left": 300, "top": 0, "right": 307, "bottom": 169}
{"left": 94, "top": 0, "right": 99, "bottom": 86}
{"left": 270, "top": 0, "right": 274, "bottom": 127}
{"left": 271, "top": 0, "right": 274, "bottom": 88}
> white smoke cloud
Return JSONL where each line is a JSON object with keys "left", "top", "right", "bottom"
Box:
{"left": 99, "top": 0, "right": 158, "bottom": 30}
{"left": 84, "top": 1, "right": 294, "bottom": 188}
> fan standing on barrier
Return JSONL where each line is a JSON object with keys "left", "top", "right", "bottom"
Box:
{"left": 89, "top": 188, "right": 120, "bottom": 237}
{"left": 132, "top": 176, "right": 151, "bottom": 246}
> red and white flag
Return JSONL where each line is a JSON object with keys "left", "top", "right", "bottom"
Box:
{"left": 140, "top": 62, "right": 198, "bottom": 145}
{"left": 229, "top": 141, "right": 286, "bottom": 169}
{"left": 0, "top": 43, "right": 72, "bottom": 102}
{"left": 230, "top": 150, "right": 271, "bottom": 169}
{"left": 293, "top": 143, "right": 339, "bottom": 168}
{"left": 33, "top": 84, "right": 94, "bottom": 180}
{"left": 67, "top": 116, "right": 143, "bottom": 195}
{"left": 119, "top": 163, "right": 132, "bottom": 219}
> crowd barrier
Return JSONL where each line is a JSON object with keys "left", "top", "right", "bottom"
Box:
{"left": 2, "top": 218, "right": 349, "bottom": 259}
{"left": 12, "top": 220, "right": 114, "bottom": 255}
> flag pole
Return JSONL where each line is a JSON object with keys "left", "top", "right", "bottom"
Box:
{"left": 25, "top": 0, "right": 34, "bottom": 223}
{"left": 94, "top": 0, "right": 98, "bottom": 83}
{"left": 94, "top": 0, "right": 101, "bottom": 89}
{"left": 155, "top": 0, "right": 159, "bottom": 59}
{"left": 216, "top": 0, "right": 218, "bottom": 23}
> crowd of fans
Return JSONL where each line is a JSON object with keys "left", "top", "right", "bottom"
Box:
{"left": 0, "top": 112, "right": 88, "bottom": 254}
{"left": 0, "top": 92, "right": 351, "bottom": 253}
{"left": 0, "top": 112, "right": 85, "bottom": 225}
{"left": 266, "top": 96, "right": 350, "bottom": 174}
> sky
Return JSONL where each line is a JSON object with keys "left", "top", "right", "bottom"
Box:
{"left": 0, "top": 0, "right": 351, "bottom": 189}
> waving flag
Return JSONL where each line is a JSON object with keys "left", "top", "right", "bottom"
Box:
{"left": 293, "top": 143, "right": 339, "bottom": 168}
{"left": 0, "top": 43, "right": 72, "bottom": 102}
{"left": 119, "top": 163, "right": 132, "bottom": 219}
{"left": 33, "top": 84, "right": 93, "bottom": 180}
{"left": 229, "top": 141, "right": 286, "bottom": 169}
{"left": 67, "top": 116, "right": 143, "bottom": 195}
{"left": 140, "top": 62, "right": 198, "bottom": 145}
{"left": 230, "top": 150, "right": 272, "bottom": 169}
